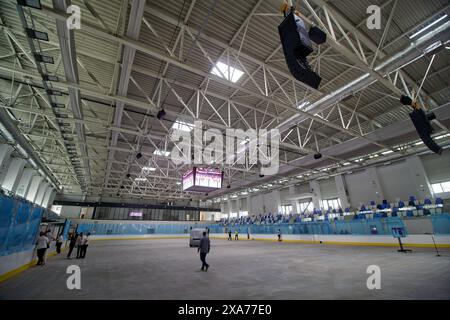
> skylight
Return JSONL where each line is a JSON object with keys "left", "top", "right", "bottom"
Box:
{"left": 211, "top": 61, "right": 244, "bottom": 83}
{"left": 153, "top": 150, "right": 171, "bottom": 157}
{"left": 171, "top": 120, "right": 193, "bottom": 132}
{"left": 382, "top": 150, "right": 393, "bottom": 155}
{"left": 435, "top": 133, "right": 450, "bottom": 140}
{"left": 298, "top": 100, "right": 311, "bottom": 110}
{"left": 142, "top": 167, "right": 156, "bottom": 172}
{"left": 134, "top": 178, "right": 147, "bottom": 182}
{"left": 409, "top": 14, "right": 448, "bottom": 39}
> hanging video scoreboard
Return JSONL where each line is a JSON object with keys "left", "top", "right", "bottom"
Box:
{"left": 182, "top": 167, "right": 223, "bottom": 192}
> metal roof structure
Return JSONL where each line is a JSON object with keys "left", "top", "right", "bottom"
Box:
{"left": 0, "top": 0, "right": 449, "bottom": 206}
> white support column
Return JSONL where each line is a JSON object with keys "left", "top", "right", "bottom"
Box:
{"left": 366, "top": 167, "right": 384, "bottom": 203}
{"left": 16, "top": 168, "right": 35, "bottom": 197}
{"left": 42, "top": 187, "right": 55, "bottom": 208}
{"left": 220, "top": 202, "right": 226, "bottom": 217}
{"left": 310, "top": 180, "right": 322, "bottom": 209}
{"left": 0, "top": 144, "right": 13, "bottom": 186}
{"left": 47, "top": 189, "right": 57, "bottom": 208}
{"left": 26, "top": 175, "right": 43, "bottom": 203}
{"left": 406, "top": 155, "right": 433, "bottom": 200}
{"left": 272, "top": 189, "right": 281, "bottom": 214}
{"left": 2, "top": 158, "right": 26, "bottom": 192}
{"left": 335, "top": 174, "right": 350, "bottom": 209}
{"left": 35, "top": 182, "right": 49, "bottom": 206}
{"left": 227, "top": 199, "right": 233, "bottom": 216}
{"left": 289, "top": 185, "right": 298, "bottom": 213}
{"left": 246, "top": 196, "right": 252, "bottom": 215}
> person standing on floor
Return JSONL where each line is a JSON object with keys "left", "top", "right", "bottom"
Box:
{"left": 67, "top": 233, "right": 77, "bottom": 259}
{"left": 81, "top": 232, "right": 90, "bottom": 258}
{"left": 76, "top": 232, "right": 83, "bottom": 259}
{"left": 36, "top": 231, "right": 49, "bottom": 266}
{"left": 228, "top": 230, "right": 232, "bottom": 241}
{"left": 44, "top": 229, "right": 54, "bottom": 264}
{"left": 278, "top": 229, "right": 282, "bottom": 241}
{"left": 198, "top": 231, "right": 210, "bottom": 271}
{"left": 247, "top": 227, "right": 251, "bottom": 240}
{"left": 55, "top": 233, "right": 64, "bottom": 254}
{"left": 234, "top": 229, "right": 239, "bottom": 241}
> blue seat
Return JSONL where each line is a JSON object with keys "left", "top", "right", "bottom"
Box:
{"left": 436, "top": 197, "right": 443, "bottom": 205}
{"left": 424, "top": 198, "right": 432, "bottom": 205}
{"left": 398, "top": 201, "right": 405, "bottom": 208}
{"left": 392, "top": 208, "right": 398, "bottom": 217}
{"left": 406, "top": 210, "right": 414, "bottom": 217}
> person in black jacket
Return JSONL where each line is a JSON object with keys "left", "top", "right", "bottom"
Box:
{"left": 66, "top": 233, "right": 77, "bottom": 259}
{"left": 198, "top": 232, "right": 210, "bottom": 271}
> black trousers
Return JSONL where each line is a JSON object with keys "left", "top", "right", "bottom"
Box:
{"left": 56, "top": 242, "right": 62, "bottom": 254}
{"left": 76, "top": 245, "right": 83, "bottom": 258}
{"left": 37, "top": 248, "right": 46, "bottom": 265}
{"left": 200, "top": 252, "right": 209, "bottom": 269}
{"left": 67, "top": 245, "right": 75, "bottom": 258}
{"left": 228, "top": 235, "right": 232, "bottom": 240}
{"left": 81, "top": 245, "right": 88, "bottom": 258}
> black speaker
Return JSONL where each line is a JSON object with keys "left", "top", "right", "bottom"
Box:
{"left": 400, "top": 95, "right": 413, "bottom": 106}
{"left": 259, "top": 174, "right": 265, "bottom": 178}
{"left": 308, "top": 26, "right": 327, "bottom": 45}
{"left": 314, "top": 152, "right": 322, "bottom": 159}
{"left": 126, "top": 173, "right": 131, "bottom": 178}
{"left": 157, "top": 109, "right": 166, "bottom": 120}
{"left": 409, "top": 109, "right": 443, "bottom": 155}
{"left": 136, "top": 152, "right": 142, "bottom": 159}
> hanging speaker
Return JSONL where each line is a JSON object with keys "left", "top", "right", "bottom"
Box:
{"left": 308, "top": 26, "right": 327, "bottom": 45}
{"left": 157, "top": 109, "right": 166, "bottom": 120}
{"left": 314, "top": 152, "right": 322, "bottom": 159}
{"left": 400, "top": 95, "right": 413, "bottom": 106}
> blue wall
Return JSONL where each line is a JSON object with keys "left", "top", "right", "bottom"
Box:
{"left": 75, "top": 214, "right": 450, "bottom": 236}
{"left": 0, "top": 194, "right": 43, "bottom": 257}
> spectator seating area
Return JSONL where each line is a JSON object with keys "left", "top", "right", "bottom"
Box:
{"left": 217, "top": 196, "right": 445, "bottom": 226}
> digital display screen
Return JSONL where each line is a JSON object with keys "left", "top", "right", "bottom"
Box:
{"left": 195, "top": 168, "right": 223, "bottom": 189}
{"left": 129, "top": 211, "right": 143, "bottom": 217}
{"left": 182, "top": 170, "right": 195, "bottom": 191}
{"left": 182, "top": 168, "right": 223, "bottom": 191}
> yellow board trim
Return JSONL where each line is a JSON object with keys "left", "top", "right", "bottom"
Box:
{"left": 208, "top": 236, "right": 450, "bottom": 248}
{"left": 92, "top": 236, "right": 189, "bottom": 241}
{"left": 0, "top": 249, "right": 64, "bottom": 283}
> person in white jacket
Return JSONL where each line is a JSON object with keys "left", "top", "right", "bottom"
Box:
{"left": 80, "top": 233, "right": 90, "bottom": 259}
{"left": 76, "top": 232, "right": 83, "bottom": 259}
{"left": 36, "top": 232, "right": 49, "bottom": 266}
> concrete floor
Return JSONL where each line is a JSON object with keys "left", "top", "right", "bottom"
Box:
{"left": 1, "top": 239, "right": 449, "bottom": 299}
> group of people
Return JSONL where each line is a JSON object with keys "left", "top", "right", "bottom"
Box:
{"left": 227, "top": 230, "right": 240, "bottom": 240}
{"left": 36, "top": 230, "right": 64, "bottom": 266}
{"left": 35, "top": 230, "right": 91, "bottom": 266}
{"left": 67, "top": 232, "right": 90, "bottom": 259}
